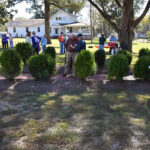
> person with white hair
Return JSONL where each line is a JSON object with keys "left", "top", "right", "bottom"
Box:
{"left": 64, "top": 33, "right": 78, "bottom": 77}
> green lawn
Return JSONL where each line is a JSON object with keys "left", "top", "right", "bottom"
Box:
{"left": 0, "top": 88, "right": 150, "bottom": 149}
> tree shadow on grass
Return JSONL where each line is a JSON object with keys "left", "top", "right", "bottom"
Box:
{"left": 0, "top": 79, "right": 150, "bottom": 149}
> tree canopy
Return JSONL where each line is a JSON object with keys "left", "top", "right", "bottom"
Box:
{"left": 88, "top": 0, "right": 150, "bottom": 51}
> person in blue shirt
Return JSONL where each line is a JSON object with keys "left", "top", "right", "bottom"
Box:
{"left": 3, "top": 34, "right": 9, "bottom": 49}
{"left": 41, "top": 35, "right": 47, "bottom": 53}
{"left": 32, "top": 31, "right": 41, "bottom": 54}
{"left": 109, "top": 35, "right": 118, "bottom": 54}
{"left": 75, "top": 34, "right": 86, "bottom": 53}
{"left": 110, "top": 35, "right": 117, "bottom": 42}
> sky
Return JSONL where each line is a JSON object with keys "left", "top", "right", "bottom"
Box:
{"left": 13, "top": 1, "right": 149, "bottom": 20}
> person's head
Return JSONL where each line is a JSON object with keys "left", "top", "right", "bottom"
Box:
{"left": 32, "top": 31, "right": 36, "bottom": 36}
{"left": 111, "top": 35, "right": 114, "bottom": 37}
{"left": 102, "top": 33, "right": 105, "bottom": 36}
{"left": 27, "top": 31, "right": 31, "bottom": 37}
{"left": 77, "top": 34, "right": 82, "bottom": 41}
{"left": 9, "top": 33, "right": 11, "bottom": 36}
{"left": 71, "top": 33, "right": 76, "bottom": 40}
{"left": 61, "top": 32, "right": 63, "bottom": 35}
{"left": 65, "top": 33, "right": 67, "bottom": 36}
{"left": 43, "top": 34, "right": 46, "bottom": 38}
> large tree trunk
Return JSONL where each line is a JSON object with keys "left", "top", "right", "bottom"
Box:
{"left": 119, "top": 28, "right": 134, "bottom": 52}
{"left": 119, "top": 0, "right": 134, "bottom": 52}
{"left": 44, "top": 0, "right": 51, "bottom": 44}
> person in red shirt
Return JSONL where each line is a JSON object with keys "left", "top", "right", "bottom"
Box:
{"left": 64, "top": 33, "right": 78, "bottom": 77}
{"left": 58, "top": 32, "right": 65, "bottom": 54}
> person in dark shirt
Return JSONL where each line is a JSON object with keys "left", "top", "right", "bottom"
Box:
{"left": 75, "top": 34, "right": 86, "bottom": 53}
{"left": 99, "top": 33, "right": 106, "bottom": 50}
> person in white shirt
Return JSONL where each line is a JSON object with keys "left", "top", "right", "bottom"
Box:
{"left": 25, "top": 31, "right": 32, "bottom": 45}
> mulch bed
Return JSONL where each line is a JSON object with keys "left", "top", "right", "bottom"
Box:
{"left": 0, "top": 65, "right": 150, "bottom": 94}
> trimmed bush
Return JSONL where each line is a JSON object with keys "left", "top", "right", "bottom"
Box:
{"left": 134, "top": 56, "right": 150, "bottom": 80}
{"left": 74, "top": 50, "right": 94, "bottom": 80}
{"left": 139, "top": 48, "right": 150, "bottom": 58}
{"left": 29, "top": 54, "right": 56, "bottom": 80}
{"left": 45, "top": 46, "right": 56, "bottom": 59}
{"left": 0, "top": 50, "right": 23, "bottom": 80}
{"left": 94, "top": 50, "right": 106, "bottom": 68}
{"left": 108, "top": 54, "right": 129, "bottom": 81}
{"left": 16, "top": 42, "right": 34, "bottom": 63}
{"left": 117, "top": 50, "right": 132, "bottom": 65}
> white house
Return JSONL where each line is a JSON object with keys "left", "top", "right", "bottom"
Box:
{"left": 5, "top": 10, "right": 91, "bottom": 39}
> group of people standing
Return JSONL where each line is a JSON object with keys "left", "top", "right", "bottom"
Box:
{"left": 1, "top": 33, "right": 14, "bottom": 49}
{"left": 26, "top": 31, "right": 47, "bottom": 54}
{"left": 58, "top": 32, "right": 86, "bottom": 78}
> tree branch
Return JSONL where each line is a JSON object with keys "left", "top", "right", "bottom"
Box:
{"left": 133, "top": 0, "right": 150, "bottom": 28}
{"left": 114, "top": 0, "right": 123, "bottom": 9}
{"left": 88, "top": 0, "right": 120, "bottom": 33}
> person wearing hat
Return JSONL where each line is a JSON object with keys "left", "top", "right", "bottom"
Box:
{"left": 74, "top": 34, "right": 86, "bottom": 53}
{"left": 32, "top": 31, "right": 41, "bottom": 54}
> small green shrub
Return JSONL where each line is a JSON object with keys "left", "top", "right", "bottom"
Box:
{"left": 0, "top": 50, "right": 23, "bottom": 80}
{"left": 139, "top": 48, "right": 150, "bottom": 58}
{"left": 29, "top": 54, "right": 56, "bottom": 80}
{"left": 108, "top": 54, "right": 129, "bottom": 81}
{"left": 94, "top": 50, "right": 106, "bottom": 68}
{"left": 45, "top": 46, "right": 56, "bottom": 59}
{"left": 134, "top": 56, "right": 150, "bottom": 80}
{"left": 16, "top": 42, "right": 34, "bottom": 63}
{"left": 74, "top": 50, "right": 94, "bottom": 79}
{"left": 117, "top": 50, "right": 132, "bottom": 65}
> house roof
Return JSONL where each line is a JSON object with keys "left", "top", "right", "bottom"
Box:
{"left": 50, "top": 9, "right": 77, "bottom": 20}
{"left": 52, "top": 22, "right": 79, "bottom": 26}
{"left": 5, "top": 19, "right": 44, "bottom": 27}
{"left": 63, "top": 22, "right": 90, "bottom": 27}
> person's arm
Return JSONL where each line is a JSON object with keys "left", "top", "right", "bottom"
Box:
{"left": 75, "top": 42, "right": 82, "bottom": 53}
{"left": 65, "top": 39, "right": 69, "bottom": 49}
{"left": 37, "top": 36, "right": 41, "bottom": 41}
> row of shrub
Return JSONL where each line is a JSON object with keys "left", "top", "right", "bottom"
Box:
{"left": 0, "top": 42, "right": 56, "bottom": 80}
{"left": 106, "top": 48, "right": 150, "bottom": 81}
{"left": 0, "top": 42, "right": 149, "bottom": 81}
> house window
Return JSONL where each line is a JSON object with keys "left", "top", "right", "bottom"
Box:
{"left": 26, "top": 27, "right": 29, "bottom": 32}
{"left": 59, "top": 17, "right": 62, "bottom": 20}
{"left": 67, "top": 27, "right": 72, "bottom": 33}
{"left": 37, "top": 27, "right": 40, "bottom": 32}
{"left": 13, "top": 27, "right": 16, "bottom": 33}
{"left": 56, "top": 17, "right": 58, "bottom": 20}
{"left": 55, "top": 28, "right": 58, "bottom": 34}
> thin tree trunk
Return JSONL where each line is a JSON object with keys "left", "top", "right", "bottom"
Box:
{"left": 44, "top": 0, "right": 51, "bottom": 44}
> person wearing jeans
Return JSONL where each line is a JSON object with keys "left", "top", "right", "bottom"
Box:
{"left": 99, "top": 33, "right": 106, "bottom": 51}
{"left": 58, "top": 32, "right": 64, "bottom": 54}
{"left": 9, "top": 33, "right": 14, "bottom": 48}
{"left": 41, "top": 35, "right": 47, "bottom": 53}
